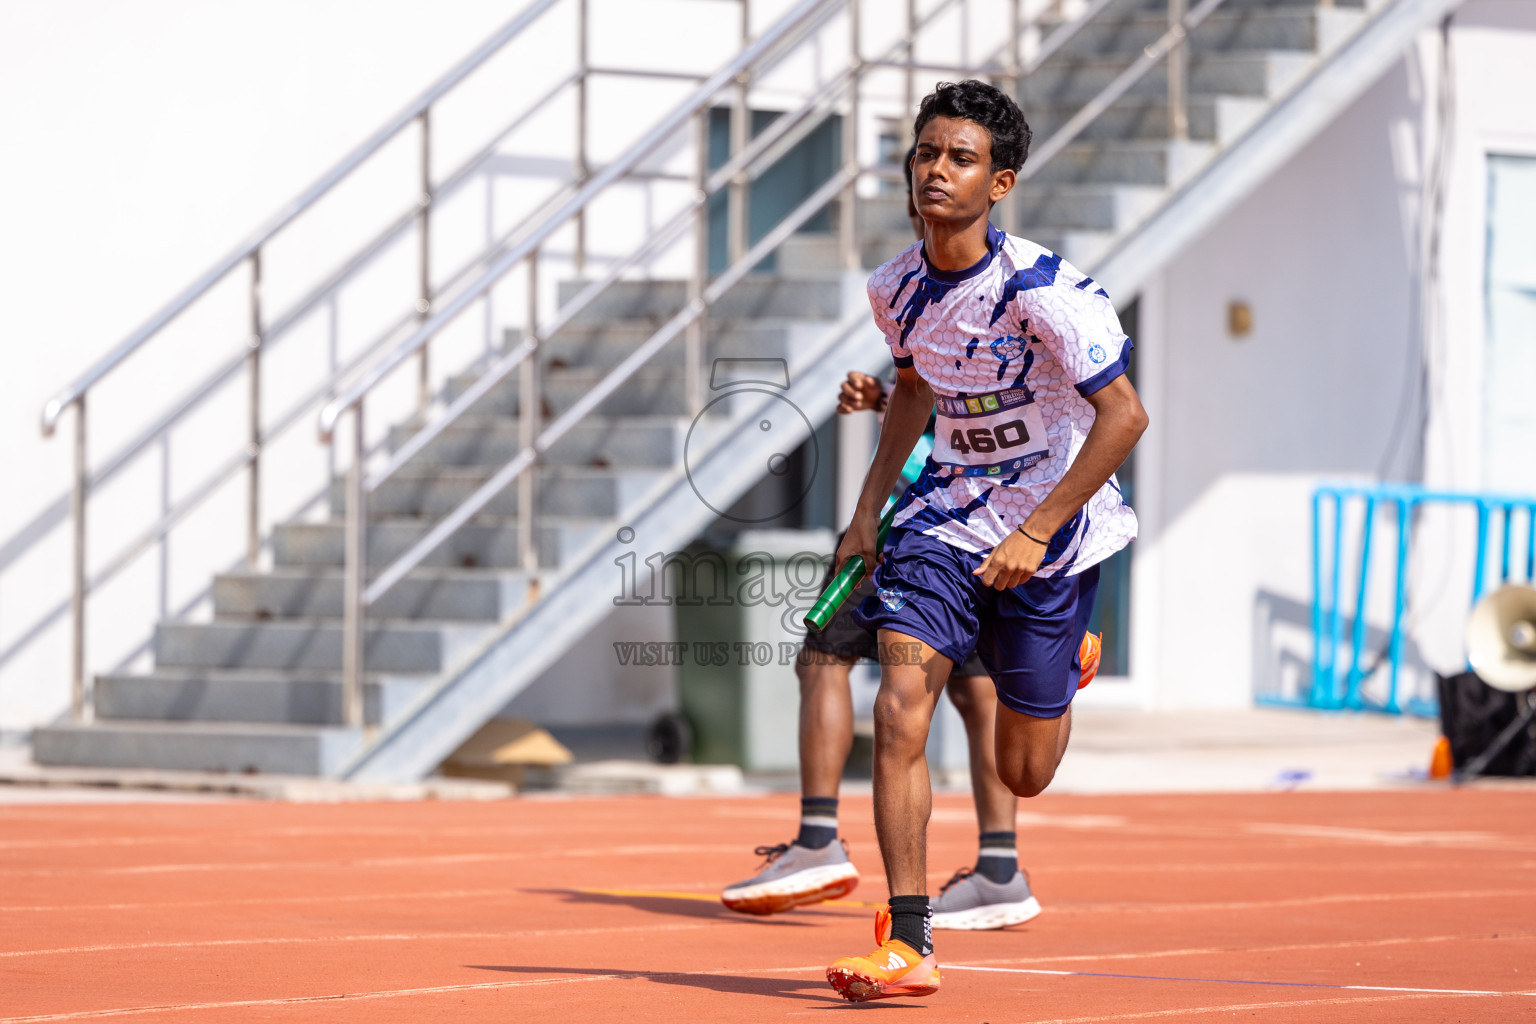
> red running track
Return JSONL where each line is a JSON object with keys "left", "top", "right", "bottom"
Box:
{"left": 2, "top": 789, "right": 1535, "bottom": 1022}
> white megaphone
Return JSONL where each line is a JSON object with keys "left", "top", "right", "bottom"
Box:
{"left": 1465, "top": 584, "right": 1536, "bottom": 693}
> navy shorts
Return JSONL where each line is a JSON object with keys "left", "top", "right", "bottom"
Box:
{"left": 803, "top": 537, "right": 988, "bottom": 679}
{"left": 851, "top": 527, "right": 1100, "bottom": 719}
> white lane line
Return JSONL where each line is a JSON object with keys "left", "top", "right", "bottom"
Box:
{"left": 1243, "top": 823, "right": 1500, "bottom": 847}
{"left": 0, "top": 963, "right": 830, "bottom": 1023}
{"left": 956, "top": 930, "right": 1536, "bottom": 968}
{"left": 0, "top": 843, "right": 746, "bottom": 878}
{"left": 0, "top": 922, "right": 710, "bottom": 960}
{"left": 998, "top": 992, "right": 1499, "bottom": 1024}
{"left": 1, "top": 887, "right": 533, "bottom": 914}
{"left": 725, "top": 805, "right": 1536, "bottom": 853}
{"left": 0, "top": 975, "right": 614, "bottom": 1023}
{"left": 8, "top": 886, "right": 1534, "bottom": 921}
{"left": 1047, "top": 887, "right": 1536, "bottom": 914}
{"left": 0, "top": 824, "right": 584, "bottom": 851}
{"left": 944, "top": 964, "right": 1532, "bottom": 998}
{"left": 1031, "top": 858, "right": 1536, "bottom": 874}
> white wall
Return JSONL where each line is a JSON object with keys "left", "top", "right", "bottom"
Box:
{"left": 1130, "top": 2, "right": 1536, "bottom": 710}
{"left": 7, "top": 0, "right": 1535, "bottom": 733}
{"left": 0, "top": 0, "right": 756, "bottom": 732}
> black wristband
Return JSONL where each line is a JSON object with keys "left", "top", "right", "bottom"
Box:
{"left": 1017, "top": 524, "right": 1050, "bottom": 546}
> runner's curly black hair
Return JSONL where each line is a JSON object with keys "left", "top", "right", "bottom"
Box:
{"left": 912, "top": 80, "right": 1032, "bottom": 173}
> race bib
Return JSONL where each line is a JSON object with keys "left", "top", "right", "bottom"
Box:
{"left": 932, "top": 386, "right": 1049, "bottom": 478}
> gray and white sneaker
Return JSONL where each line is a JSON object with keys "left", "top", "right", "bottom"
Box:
{"left": 720, "top": 840, "right": 860, "bottom": 916}
{"left": 930, "top": 866, "right": 1042, "bottom": 930}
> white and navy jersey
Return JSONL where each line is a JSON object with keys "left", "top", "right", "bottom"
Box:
{"left": 869, "top": 224, "right": 1137, "bottom": 577}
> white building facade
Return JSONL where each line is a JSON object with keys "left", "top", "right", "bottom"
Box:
{"left": 2, "top": 0, "right": 1534, "bottom": 744}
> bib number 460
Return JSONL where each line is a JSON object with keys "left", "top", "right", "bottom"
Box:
{"left": 949, "top": 419, "right": 1029, "bottom": 456}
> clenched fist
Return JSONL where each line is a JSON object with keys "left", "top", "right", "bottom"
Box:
{"left": 836, "top": 371, "right": 886, "bottom": 414}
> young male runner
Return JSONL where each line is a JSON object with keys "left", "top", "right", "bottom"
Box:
{"left": 718, "top": 371, "right": 1053, "bottom": 931}
{"left": 823, "top": 81, "right": 1147, "bottom": 1002}
{"left": 719, "top": 150, "right": 1100, "bottom": 932}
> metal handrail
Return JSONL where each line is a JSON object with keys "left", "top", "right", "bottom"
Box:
{"left": 1022, "top": 0, "right": 1230, "bottom": 180}
{"left": 366, "top": 73, "right": 872, "bottom": 493}
{"left": 24, "top": 0, "right": 1241, "bottom": 735}
{"left": 323, "top": 0, "right": 1135, "bottom": 729}
{"left": 318, "top": 0, "right": 839, "bottom": 440}
{"left": 29, "top": 0, "right": 755, "bottom": 718}
{"left": 364, "top": 166, "right": 857, "bottom": 606}
{"left": 364, "top": 1, "right": 972, "bottom": 493}
{"left": 38, "top": 0, "right": 562, "bottom": 434}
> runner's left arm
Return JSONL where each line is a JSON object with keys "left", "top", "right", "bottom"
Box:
{"left": 975, "top": 280, "right": 1149, "bottom": 590}
{"left": 975, "top": 376, "right": 1146, "bottom": 589}
{"left": 835, "top": 364, "right": 933, "bottom": 580}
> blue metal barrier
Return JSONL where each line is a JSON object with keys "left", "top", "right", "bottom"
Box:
{"left": 1272, "top": 484, "right": 1536, "bottom": 717}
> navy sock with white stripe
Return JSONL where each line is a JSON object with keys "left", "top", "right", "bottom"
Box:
{"left": 796, "top": 796, "right": 839, "bottom": 849}
{"left": 888, "top": 894, "right": 933, "bottom": 955}
{"left": 975, "top": 830, "right": 1018, "bottom": 884}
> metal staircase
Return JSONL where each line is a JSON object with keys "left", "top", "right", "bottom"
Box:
{"left": 19, "top": 0, "right": 1459, "bottom": 780}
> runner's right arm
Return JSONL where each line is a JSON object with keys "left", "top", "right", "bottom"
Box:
{"left": 834, "top": 364, "right": 932, "bottom": 577}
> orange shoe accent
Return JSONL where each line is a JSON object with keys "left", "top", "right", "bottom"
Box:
{"left": 874, "top": 905, "right": 891, "bottom": 945}
{"left": 722, "top": 874, "right": 858, "bottom": 915}
{"left": 1429, "top": 735, "right": 1454, "bottom": 780}
{"left": 1077, "top": 631, "right": 1102, "bottom": 689}
{"left": 826, "top": 933, "right": 940, "bottom": 1002}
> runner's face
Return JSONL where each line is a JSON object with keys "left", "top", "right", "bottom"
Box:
{"left": 911, "top": 117, "right": 1010, "bottom": 226}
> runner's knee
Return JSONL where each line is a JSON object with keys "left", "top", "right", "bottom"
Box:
{"left": 872, "top": 685, "right": 932, "bottom": 754}
{"left": 998, "top": 756, "right": 1057, "bottom": 798}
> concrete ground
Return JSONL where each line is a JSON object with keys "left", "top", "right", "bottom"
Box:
{"left": 0, "top": 705, "right": 1511, "bottom": 803}
{"left": 1050, "top": 705, "right": 1444, "bottom": 794}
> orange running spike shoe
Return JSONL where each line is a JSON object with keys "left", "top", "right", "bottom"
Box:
{"left": 1077, "top": 631, "right": 1102, "bottom": 690}
{"left": 826, "top": 917, "right": 941, "bottom": 1002}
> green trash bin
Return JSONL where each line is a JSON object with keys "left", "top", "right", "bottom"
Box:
{"left": 672, "top": 529, "right": 833, "bottom": 771}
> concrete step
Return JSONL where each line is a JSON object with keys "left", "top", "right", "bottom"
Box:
{"left": 859, "top": 185, "right": 1162, "bottom": 235}
{"left": 387, "top": 415, "right": 687, "bottom": 469}
{"left": 1045, "top": 6, "right": 1362, "bottom": 59}
{"left": 1098, "top": 0, "right": 1362, "bottom": 12}
{"left": 1022, "top": 94, "right": 1269, "bottom": 145}
{"left": 93, "top": 669, "right": 431, "bottom": 727}
{"left": 154, "top": 619, "right": 489, "bottom": 672}
{"left": 774, "top": 234, "right": 843, "bottom": 276}
{"left": 441, "top": 365, "right": 783, "bottom": 420}
{"left": 524, "top": 320, "right": 817, "bottom": 371}
{"left": 212, "top": 568, "right": 534, "bottom": 622}
{"left": 32, "top": 720, "right": 364, "bottom": 776}
{"left": 444, "top": 368, "right": 692, "bottom": 418}
{"left": 856, "top": 228, "right": 1118, "bottom": 275}
{"left": 1019, "top": 50, "right": 1313, "bottom": 105}
{"left": 1028, "top": 139, "right": 1215, "bottom": 186}
{"left": 273, "top": 518, "right": 607, "bottom": 570}
{"left": 331, "top": 465, "right": 668, "bottom": 519}
{"left": 1013, "top": 183, "right": 1165, "bottom": 232}
{"left": 556, "top": 276, "right": 843, "bottom": 323}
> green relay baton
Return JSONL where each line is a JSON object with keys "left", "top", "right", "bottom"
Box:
{"left": 804, "top": 502, "right": 899, "bottom": 633}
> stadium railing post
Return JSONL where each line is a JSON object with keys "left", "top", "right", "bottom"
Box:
{"left": 247, "top": 249, "right": 263, "bottom": 569}
{"left": 69, "top": 396, "right": 88, "bottom": 721}
{"left": 1168, "top": 0, "right": 1189, "bottom": 141}
{"left": 519, "top": 252, "right": 540, "bottom": 573}
{"left": 342, "top": 404, "right": 367, "bottom": 729}
{"left": 839, "top": 0, "right": 861, "bottom": 271}
{"left": 417, "top": 109, "right": 434, "bottom": 417}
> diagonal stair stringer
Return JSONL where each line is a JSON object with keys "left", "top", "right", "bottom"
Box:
{"left": 1092, "top": 0, "right": 1464, "bottom": 300}
{"left": 343, "top": 274, "right": 887, "bottom": 783}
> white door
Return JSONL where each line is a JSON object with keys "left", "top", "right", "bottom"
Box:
{"left": 1484, "top": 155, "right": 1536, "bottom": 494}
